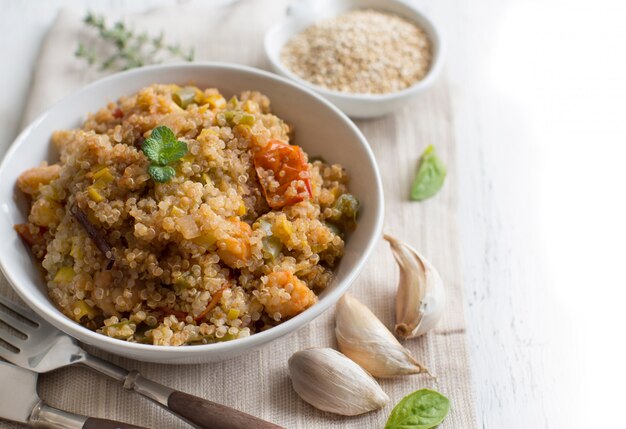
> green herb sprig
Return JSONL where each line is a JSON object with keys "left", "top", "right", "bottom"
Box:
{"left": 385, "top": 389, "right": 450, "bottom": 429}
{"left": 410, "top": 145, "right": 447, "bottom": 201}
{"left": 142, "top": 126, "right": 188, "bottom": 183}
{"left": 75, "top": 12, "right": 194, "bottom": 71}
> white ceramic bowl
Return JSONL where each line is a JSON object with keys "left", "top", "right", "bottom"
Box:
{"left": 0, "top": 63, "right": 384, "bottom": 364}
{"left": 264, "top": 0, "right": 445, "bottom": 118}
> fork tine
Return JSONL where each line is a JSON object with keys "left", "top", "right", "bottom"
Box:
{"left": 0, "top": 295, "right": 42, "bottom": 327}
{"left": 0, "top": 294, "right": 37, "bottom": 316}
{"left": 0, "top": 303, "right": 38, "bottom": 335}
{"left": 0, "top": 326, "right": 25, "bottom": 350}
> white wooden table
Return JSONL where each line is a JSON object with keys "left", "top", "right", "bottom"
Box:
{"left": 3, "top": 0, "right": 623, "bottom": 427}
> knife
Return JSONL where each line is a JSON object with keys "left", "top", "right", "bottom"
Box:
{"left": 0, "top": 360, "right": 147, "bottom": 429}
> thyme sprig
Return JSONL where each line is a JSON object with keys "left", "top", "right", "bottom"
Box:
{"left": 75, "top": 12, "right": 194, "bottom": 71}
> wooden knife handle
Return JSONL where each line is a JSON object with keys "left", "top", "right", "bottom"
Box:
{"left": 83, "top": 417, "right": 147, "bottom": 429}
{"left": 168, "top": 391, "right": 285, "bottom": 429}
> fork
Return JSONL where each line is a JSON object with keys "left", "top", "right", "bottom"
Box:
{"left": 0, "top": 295, "right": 284, "bottom": 429}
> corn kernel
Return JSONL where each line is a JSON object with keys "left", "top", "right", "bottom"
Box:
{"left": 93, "top": 167, "right": 115, "bottom": 183}
{"left": 197, "top": 128, "right": 219, "bottom": 143}
{"left": 206, "top": 94, "right": 226, "bottom": 109}
{"left": 171, "top": 206, "right": 185, "bottom": 217}
{"left": 70, "top": 242, "right": 83, "bottom": 259}
{"left": 72, "top": 300, "right": 96, "bottom": 321}
{"left": 54, "top": 266, "right": 76, "bottom": 283}
{"left": 192, "top": 232, "right": 217, "bottom": 248}
{"left": 87, "top": 186, "right": 104, "bottom": 202}
{"left": 273, "top": 216, "right": 293, "bottom": 243}
{"left": 227, "top": 309, "right": 240, "bottom": 320}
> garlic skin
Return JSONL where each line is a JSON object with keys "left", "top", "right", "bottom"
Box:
{"left": 335, "top": 294, "right": 430, "bottom": 378}
{"left": 288, "top": 348, "right": 389, "bottom": 415}
{"left": 384, "top": 234, "right": 445, "bottom": 339}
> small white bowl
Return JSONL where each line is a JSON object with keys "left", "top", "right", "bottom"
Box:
{"left": 264, "top": 0, "right": 446, "bottom": 118}
{"left": 0, "top": 63, "right": 384, "bottom": 364}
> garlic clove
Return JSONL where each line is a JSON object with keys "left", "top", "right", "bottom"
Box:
{"left": 288, "top": 348, "right": 389, "bottom": 416}
{"left": 335, "top": 293, "right": 431, "bottom": 378}
{"left": 384, "top": 234, "right": 446, "bottom": 339}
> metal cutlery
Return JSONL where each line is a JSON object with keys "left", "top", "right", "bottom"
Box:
{"left": 0, "top": 360, "right": 146, "bottom": 429}
{"left": 0, "top": 295, "right": 284, "bottom": 429}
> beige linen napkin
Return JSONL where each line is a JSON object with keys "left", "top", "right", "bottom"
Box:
{"left": 3, "top": 1, "right": 477, "bottom": 427}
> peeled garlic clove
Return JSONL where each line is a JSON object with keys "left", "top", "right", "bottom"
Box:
{"left": 288, "top": 348, "right": 389, "bottom": 415}
{"left": 384, "top": 234, "right": 445, "bottom": 339}
{"left": 335, "top": 294, "right": 431, "bottom": 378}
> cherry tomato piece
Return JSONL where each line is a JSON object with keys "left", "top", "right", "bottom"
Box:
{"left": 254, "top": 140, "right": 312, "bottom": 208}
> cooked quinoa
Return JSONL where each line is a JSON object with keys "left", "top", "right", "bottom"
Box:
{"left": 15, "top": 84, "right": 358, "bottom": 346}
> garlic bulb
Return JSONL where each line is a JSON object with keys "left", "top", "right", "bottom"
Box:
{"left": 288, "top": 348, "right": 389, "bottom": 415}
{"left": 335, "top": 294, "right": 431, "bottom": 378}
{"left": 384, "top": 234, "right": 445, "bottom": 339}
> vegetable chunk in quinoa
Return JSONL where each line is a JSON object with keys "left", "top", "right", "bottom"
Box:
{"left": 15, "top": 84, "right": 358, "bottom": 346}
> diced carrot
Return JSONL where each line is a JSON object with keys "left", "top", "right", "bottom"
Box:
{"left": 217, "top": 219, "right": 252, "bottom": 268}
{"left": 17, "top": 164, "right": 61, "bottom": 195}
{"left": 14, "top": 223, "right": 46, "bottom": 247}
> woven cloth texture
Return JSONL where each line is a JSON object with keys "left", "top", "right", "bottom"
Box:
{"left": 1, "top": 1, "right": 477, "bottom": 427}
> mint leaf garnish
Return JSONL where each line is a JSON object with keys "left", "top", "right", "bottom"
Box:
{"left": 141, "top": 126, "right": 188, "bottom": 182}
{"left": 147, "top": 165, "right": 176, "bottom": 183}
{"left": 142, "top": 137, "right": 164, "bottom": 165}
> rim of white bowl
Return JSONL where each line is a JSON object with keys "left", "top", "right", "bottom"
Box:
{"left": 0, "top": 62, "right": 384, "bottom": 356}
{"left": 263, "top": 0, "right": 446, "bottom": 102}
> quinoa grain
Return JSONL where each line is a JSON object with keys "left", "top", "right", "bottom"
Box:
{"left": 281, "top": 9, "right": 432, "bottom": 94}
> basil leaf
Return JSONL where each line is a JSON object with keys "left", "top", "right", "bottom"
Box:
{"left": 384, "top": 389, "right": 450, "bottom": 429}
{"left": 147, "top": 165, "right": 176, "bottom": 183}
{"left": 410, "top": 145, "right": 446, "bottom": 201}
